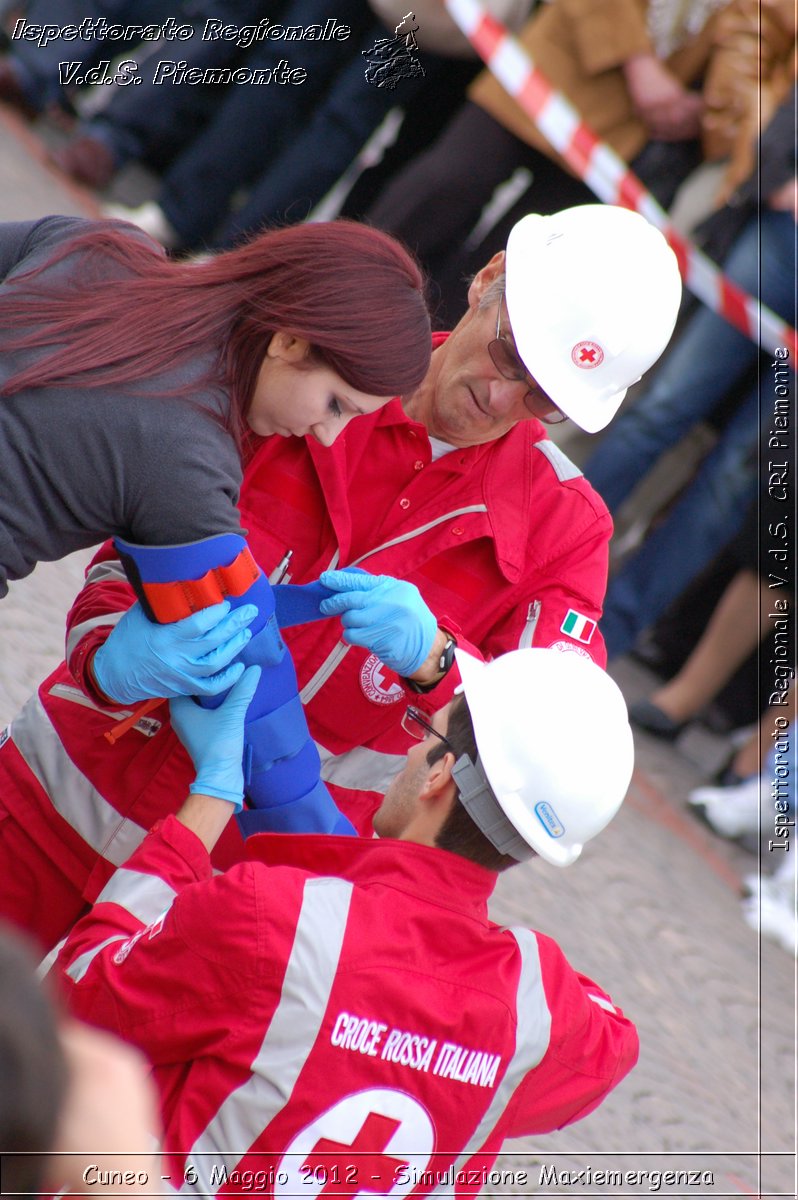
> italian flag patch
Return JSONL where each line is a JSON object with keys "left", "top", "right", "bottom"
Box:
{"left": 560, "top": 609, "right": 597, "bottom": 644}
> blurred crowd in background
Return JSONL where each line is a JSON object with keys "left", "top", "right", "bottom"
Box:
{"left": 0, "top": 0, "right": 796, "bottom": 1185}
{"left": 0, "top": 0, "right": 795, "bottom": 940}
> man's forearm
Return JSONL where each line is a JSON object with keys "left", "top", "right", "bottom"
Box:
{"left": 176, "top": 792, "right": 236, "bottom": 854}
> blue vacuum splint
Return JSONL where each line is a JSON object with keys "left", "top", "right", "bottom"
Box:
{"left": 115, "top": 534, "right": 356, "bottom": 837}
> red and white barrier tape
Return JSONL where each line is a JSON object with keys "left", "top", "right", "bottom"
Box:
{"left": 442, "top": 0, "right": 797, "bottom": 361}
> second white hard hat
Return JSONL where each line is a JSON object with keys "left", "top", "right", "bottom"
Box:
{"left": 454, "top": 647, "right": 634, "bottom": 866}
{"left": 505, "top": 204, "right": 682, "bottom": 433}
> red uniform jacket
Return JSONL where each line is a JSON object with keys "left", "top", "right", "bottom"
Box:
{"left": 57, "top": 817, "right": 638, "bottom": 1197}
{"left": 0, "top": 374, "right": 611, "bottom": 943}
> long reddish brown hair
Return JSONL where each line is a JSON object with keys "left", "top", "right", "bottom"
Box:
{"left": 0, "top": 219, "right": 430, "bottom": 443}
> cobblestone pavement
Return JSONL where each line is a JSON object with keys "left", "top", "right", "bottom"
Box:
{"left": 1, "top": 106, "right": 795, "bottom": 1199}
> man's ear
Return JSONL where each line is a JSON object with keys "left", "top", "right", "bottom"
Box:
{"left": 266, "top": 331, "right": 311, "bottom": 362}
{"left": 420, "top": 753, "right": 458, "bottom": 808}
{"left": 467, "top": 251, "right": 506, "bottom": 309}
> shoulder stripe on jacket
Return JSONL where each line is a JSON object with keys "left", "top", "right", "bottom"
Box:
{"left": 429, "top": 926, "right": 552, "bottom": 1196}
{"left": 532, "top": 440, "right": 583, "bottom": 483}
{"left": 65, "top": 934, "right": 128, "bottom": 984}
{"left": 94, "top": 867, "right": 178, "bottom": 927}
{"left": 179, "top": 875, "right": 354, "bottom": 1195}
{"left": 66, "top": 610, "right": 125, "bottom": 663}
{"left": 318, "top": 742, "right": 406, "bottom": 795}
{"left": 11, "top": 694, "right": 149, "bottom": 863}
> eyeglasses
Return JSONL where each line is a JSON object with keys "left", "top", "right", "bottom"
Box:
{"left": 487, "top": 292, "right": 568, "bottom": 425}
{"left": 404, "top": 705, "right": 456, "bottom": 755}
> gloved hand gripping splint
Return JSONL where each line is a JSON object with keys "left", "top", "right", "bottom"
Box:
{"left": 92, "top": 600, "right": 258, "bottom": 704}
{"left": 318, "top": 570, "right": 438, "bottom": 676}
{"left": 112, "top": 534, "right": 354, "bottom": 837}
{"left": 171, "top": 666, "right": 262, "bottom": 810}
{"left": 108, "top": 540, "right": 440, "bottom": 837}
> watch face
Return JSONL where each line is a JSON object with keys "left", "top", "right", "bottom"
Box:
{"left": 440, "top": 638, "right": 457, "bottom": 673}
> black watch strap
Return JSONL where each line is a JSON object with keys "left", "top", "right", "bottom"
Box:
{"left": 402, "top": 635, "right": 457, "bottom": 694}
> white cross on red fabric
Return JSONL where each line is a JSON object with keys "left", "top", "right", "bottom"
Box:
{"left": 301, "top": 1113, "right": 408, "bottom": 1196}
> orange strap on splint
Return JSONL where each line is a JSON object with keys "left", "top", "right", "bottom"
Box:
{"left": 140, "top": 546, "right": 260, "bottom": 623}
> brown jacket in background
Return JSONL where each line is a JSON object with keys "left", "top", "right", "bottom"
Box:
{"left": 701, "top": 0, "right": 797, "bottom": 201}
{"left": 469, "top": 0, "right": 724, "bottom": 173}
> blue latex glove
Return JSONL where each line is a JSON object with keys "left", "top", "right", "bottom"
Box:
{"left": 170, "top": 666, "right": 261, "bottom": 810}
{"left": 92, "top": 600, "right": 258, "bottom": 704}
{"left": 318, "top": 569, "right": 438, "bottom": 677}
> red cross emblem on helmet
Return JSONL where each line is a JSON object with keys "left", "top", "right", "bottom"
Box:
{"left": 571, "top": 340, "right": 604, "bottom": 368}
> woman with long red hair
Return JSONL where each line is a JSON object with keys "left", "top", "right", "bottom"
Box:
{"left": 0, "top": 215, "right": 430, "bottom": 598}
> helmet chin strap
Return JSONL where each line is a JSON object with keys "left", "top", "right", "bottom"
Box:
{"left": 451, "top": 754, "right": 535, "bottom": 862}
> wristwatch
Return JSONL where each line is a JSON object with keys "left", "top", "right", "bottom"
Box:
{"left": 403, "top": 634, "right": 457, "bottom": 694}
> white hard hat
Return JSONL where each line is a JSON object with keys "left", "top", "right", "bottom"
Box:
{"left": 453, "top": 647, "right": 634, "bottom": 866}
{"left": 504, "top": 205, "right": 682, "bottom": 433}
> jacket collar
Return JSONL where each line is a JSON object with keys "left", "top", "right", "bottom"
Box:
{"left": 245, "top": 832, "right": 498, "bottom": 919}
{"left": 306, "top": 333, "right": 544, "bottom": 584}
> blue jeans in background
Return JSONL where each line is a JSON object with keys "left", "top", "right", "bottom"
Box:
{"left": 583, "top": 210, "right": 796, "bottom": 657}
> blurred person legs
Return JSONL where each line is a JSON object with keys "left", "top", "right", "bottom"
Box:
{"left": 630, "top": 498, "right": 786, "bottom": 741}
{"left": 633, "top": 540, "right": 782, "bottom": 734}
{"left": 209, "top": 5, "right": 539, "bottom": 251}
{"left": 597, "top": 387, "right": 761, "bottom": 658}
{"left": 700, "top": 713, "right": 797, "bottom": 959}
{"left": 588, "top": 209, "right": 796, "bottom": 659}
{"left": 102, "top": 0, "right": 373, "bottom": 249}
{"left": 742, "top": 852, "right": 797, "bottom": 957}
{"left": 52, "top": 0, "right": 270, "bottom": 190}
{"left": 583, "top": 211, "right": 792, "bottom": 511}
{"left": 630, "top": 569, "right": 768, "bottom": 738}
{"left": 0, "top": 0, "right": 175, "bottom": 116}
{"left": 630, "top": 507, "right": 771, "bottom": 745}
{"left": 689, "top": 688, "right": 796, "bottom": 835}
{"left": 214, "top": 43, "right": 477, "bottom": 251}
{"left": 366, "top": 0, "right": 727, "bottom": 324}
{"left": 689, "top": 775, "right": 762, "bottom": 839}
{"left": 438, "top": 139, "right": 700, "bottom": 328}
{"left": 366, "top": 102, "right": 595, "bottom": 325}
{"left": 338, "top": 62, "right": 486, "bottom": 221}
{"left": 731, "top": 700, "right": 795, "bottom": 781}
